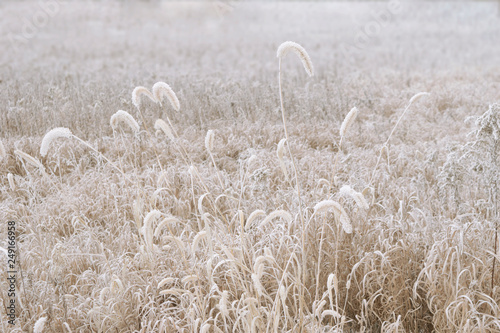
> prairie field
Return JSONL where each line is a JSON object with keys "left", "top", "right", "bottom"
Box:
{"left": 1, "top": 1, "right": 500, "bottom": 332}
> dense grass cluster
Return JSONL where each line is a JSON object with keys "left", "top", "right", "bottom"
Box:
{"left": 1, "top": 1, "right": 500, "bottom": 332}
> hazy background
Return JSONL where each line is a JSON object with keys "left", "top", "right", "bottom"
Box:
{"left": 1, "top": 1, "right": 499, "bottom": 138}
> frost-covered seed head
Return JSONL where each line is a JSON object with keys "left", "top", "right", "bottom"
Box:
{"left": 340, "top": 185, "right": 369, "bottom": 209}
{"left": 0, "top": 139, "right": 6, "bottom": 161}
{"left": 340, "top": 107, "right": 358, "bottom": 138}
{"left": 33, "top": 317, "right": 47, "bottom": 333}
{"left": 132, "top": 86, "right": 155, "bottom": 108}
{"left": 154, "top": 119, "right": 175, "bottom": 141}
{"left": 205, "top": 130, "right": 214, "bottom": 151}
{"left": 152, "top": 82, "right": 180, "bottom": 111}
{"left": 314, "top": 200, "right": 352, "bottom": 233}
{"left": 258, "top": 210, "right": 293, "bottom": 229}
{"left": 15, "top": 150, "right": 46, "bottom": 173}
{"left": 408, "top": 92, "right": 429, "bottom": 105}
{"left": 110, "top": 110, "right": 140, "bottom": 134}
{"left": 277, "top": 41, "right": 314, "bottom": 76}
{"left": 40, "top": 127, "right": 72, "bottom": 157}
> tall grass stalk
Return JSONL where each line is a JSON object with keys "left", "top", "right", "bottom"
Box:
{"left": 277, "top": 40, "right": 313, "bottom": 330}
{"left": 369, "top": 92, "right": 429, "bottom": 184}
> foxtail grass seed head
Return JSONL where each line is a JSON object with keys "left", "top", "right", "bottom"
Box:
{"left": 200, "top": 324, "right": 211, "bottom": 333}
{"left": 251, "top": 273, "right": 265, "bottom": 297}
{"left": 327, "top": 273, "right": 339, "bottom": 296}
{"left": 189, "top": 165, "right": 197, "bottom": 177}
{"left": 314, "top": 200, "right": 352, "bottom": 233}
{"left": 63, "top": 322, "right": 72, "bottom": 333}
{"left": 154, "top": 119, "right": 175, "bottom": 141}
{"left": 277, "top": 138, "right": 286, "bottom": 160}
{"left": 158, "top": 277, "right": 176, "bottom": 289}
{"left": 205, "top": 130, "right": 214, "bottom": 151}
{"left": 142, "top": 210, "right": 162, "bottom": 249}
{"left": 277, "top": 138, "right": 289, "bottom": 180}
{"left": 247, "top": 154, "right": 257, "bottom": 167}
{"left": 7, "top": 173, "right": 15, "bottom": 191}
{"left": 181, "top": 274, "right": 198, "bottom": 285}
{"left": 110, "top": 110, "right": 140, "bottom": 134}
{"left": 15, "top": 150, "right": 46, "bottom": 173}
{"left": 192, "top": 230, "right": 207, "bottom": 253}
{"left": 340, "top": 107, "right": 358, "bottom": 138}
{"left": 0, "top": 139, "right": 5, "bottom": 161}
{"left": 314, "top": 200, "right": 342, "bottom": 215}
{"left": 132, "top": 86, "right": 155, "bottom": 108}
{"left": 279, "top": 285, "right": 287, "bottom": 304}
{"left": 258, "top": 210, "right": 293, "bottom": 229}
{"left": 315, "top": 300, "right": 327, "bottom": 318}
{"left": 219, "top": 290, "right": 229, "bottom": 318}
{"left": 339, "top": 211, "right": 352, "bottom": 233}
{"left": 245, "top": 209, "right": 266, "bottom": 230}
{"left": 409, "top": 92, "right": 429, "bottom": 105}
{"left": 277, "top": 41, "right": 314, "bottom": 76}
{"left": 321, "top": 310, "right": 342, "bottom": 320}
{"left": 340, "top": 185, "right": 369, "bottom": 209}
{"left": 33, "top": 317, "right": 47, "bottom": 333}
{"left": 253, "top": 255, "right": 273, "bottom": 273}
{"left": 154, "top": 216, "right": 179, "bottom": 238}
{"left": 40, "top": 127, "right": 72, "bottom": 157}
{"left": 152, "top": 82, "right": 180, "bottom": 111}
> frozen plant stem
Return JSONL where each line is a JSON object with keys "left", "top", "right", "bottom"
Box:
{"left": 72, "top": 136, "right": 133, "bottom": 183}
{"left": 278, "top": 57, "right": 306, "bottom": 330}
{"left": 369, "top": 92, "right": 429, "bottom": 185}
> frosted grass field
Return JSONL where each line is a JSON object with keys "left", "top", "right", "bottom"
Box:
{"left": 1, "top": 1, "right": 500, "bottom": 332}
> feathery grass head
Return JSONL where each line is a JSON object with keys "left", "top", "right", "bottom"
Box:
{"left": 245, "top": 209, "right": 266, "bottom": 230}
{"left": 258, "top": 210, "right": 293, "bottom": 229}
{"left": 340, "top": 107, "right": 358, "bottom": 138}
{"left": 277, "top": 41, "right": 314, "bottom": 76}
{"left": 314, "top": 200, "right": 352, "bottom": 233}
{"left": 277, "top": 138, "right": 286, "bottom": 160}
{"left": 15, "top": 150, "right": 45, "bottom": 173}
{"left": 205, "top": 130, "right": 214, "bottom": 151}
{"left": 276, "top": 138, "right": 288, "bottom": 180}
{"left": 142, "top": 210, "right": 162, "bottom": 250}
{"left": 132, "top": 86, "right": 155, "bottom": 109}
{"left": 408, "top": 92, "right": 429, "bottom": 105}
{"left": 33, "top": 317, "right": 47, "bottom": 333}
{"left": 340, "top": 185, "right": 369, "bottom": 209}
{"left": 0, "top": 139, "right": 5, "bottom": 162}
{"left": 7, "top": 173, "right": 15, "bottom": 191}
{"left": 40, "top": 127, "right": 72, "bottom": 157}
{"left": 154, "top": 119, "right": 175, "bottom": 141}
{"left": 110, "top": 110, "right": 140, "bottom": 134}
{"left": 152, "top": 82, "right": 180, "bottom": 111}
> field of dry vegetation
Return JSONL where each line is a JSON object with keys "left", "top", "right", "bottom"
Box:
{"left": 1, "top": 1, "right": 500, "bottom": 332}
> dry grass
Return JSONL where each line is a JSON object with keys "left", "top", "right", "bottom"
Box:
{"left": 1, "top": 1, "right": 500, "bottom": 332}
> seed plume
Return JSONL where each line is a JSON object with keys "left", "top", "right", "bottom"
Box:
{"left": 340, "top": 107, "right": 358, "bottom": 138}
{"left": 277, "top": 41, "right": 314, "bottom": 77}
{"left": 33, "top": 317, "right": 47, "bottom": 333}
{"left": 154, "top": 119, "right": 175, "bottom": 141}
{"left": 277, "top": 138, "right": 288, "bottom": 180}
{"left": 132, "top": 86, "right": 155, "bottom": 108}
{"left": 15, "top": 150, "right": 46, "bottom": 173}
{"left": 314, "top": 200, "right": 352, "bottom": 233}
{"left": 409, "top": 92, "right": 429, "bottom": 105}
{"left": 340, "top": 185, "right": 369, "bottom": 209}
{"left": 40, "top": 127, "right": 72, "bottom": 157}
{"left": 152, "top": 82, "right": 180, "bottom": 111}
{"left": 110, "top": 110, "right": 140, "bottom": 134}
{"left": 205, "top": 130, "right": 214, "bottom": 151}
{"left": 0, "top": 139, "right": 6, "bottom": 161}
